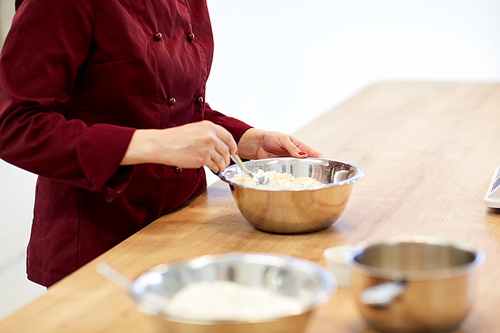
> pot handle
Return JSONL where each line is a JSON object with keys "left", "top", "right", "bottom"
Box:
{"left": 359, "top": 281, "right": 406, "bottom": 309}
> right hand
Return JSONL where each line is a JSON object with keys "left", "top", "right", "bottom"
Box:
{"left": 121, "top": 120, "right": 238, "bottom": 173}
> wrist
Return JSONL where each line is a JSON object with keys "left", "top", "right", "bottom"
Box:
{"left": 237, "top": 128, "right": 264, "bottom": 160}
{"left": 120, "top": 129, "right": 160, "bottom": 165}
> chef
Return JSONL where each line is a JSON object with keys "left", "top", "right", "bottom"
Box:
{"left": 0, "top": 0, "right": 322, "bottom": 287}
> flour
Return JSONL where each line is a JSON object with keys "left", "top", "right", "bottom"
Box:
{"left": 231, "top": 170, "right": 322, "bottom": 187}
{"left": 164, "top": 280, "right": 305, "bottom": 321}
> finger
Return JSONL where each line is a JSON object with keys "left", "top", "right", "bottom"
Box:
{"left": 299, "top": 145, "right": 323, "bottom": 158}
{"left": 209, "top": 137, "right": 233, "bottom": 172}
{"left": 211, "top": 147, "right": 228, "bottom": 173}
{"left": 289, "top": 137, "right": 323, "bottom": 158}
{"left": 207, "top": 161, "right": 220, "bottom": 174}
{"left": 214, "top": 124, "right": 238, "bottom": 155}
{"left": 278, "top": 136, "right": 306, "bottom": 157}
{"left": 205, "top": 147, "right": 225, "bottom": 173}
{"left": 212, "top": 125, "right": 237, "bottom": 167}
{"left": 209, "top": 134, "right": 231, "bottom": 170}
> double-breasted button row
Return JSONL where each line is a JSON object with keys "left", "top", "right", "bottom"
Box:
{"left": 153, "top": 31, "right": 194, "bottom": 42}
{"left": 166, "top": 96, "right": 203, "bottom": 106}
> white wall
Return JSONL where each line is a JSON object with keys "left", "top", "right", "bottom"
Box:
{"left": 206, "top": 0, "right": 500, "bottom": 135}
{"left": 204, "top": 0, "right": 500, "bottom": 185}
{"left": 1, "top": 0, "right": 500, "bottom": 320}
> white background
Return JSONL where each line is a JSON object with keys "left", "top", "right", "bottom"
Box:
{"left": 1, "top": 0, "right": 499, "bottom": 320}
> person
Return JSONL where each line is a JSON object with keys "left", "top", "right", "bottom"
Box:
{"left": 0, "top": 0, "right": 323, "bottom": 287}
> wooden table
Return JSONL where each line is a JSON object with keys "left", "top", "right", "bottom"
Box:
{"left": 1, "top": 82, "right": 500, "bottom": 332}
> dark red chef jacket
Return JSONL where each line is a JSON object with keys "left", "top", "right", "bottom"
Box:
{"left": 0, "top": 0, "right": 252, "bottom": 287}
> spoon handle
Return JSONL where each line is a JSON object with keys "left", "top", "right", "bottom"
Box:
{"left": 96, "top": 261, "right": 132, "bottom": 291}
{"left": 96, "top": 261, "right": 169, "bottom": 314}
{"left": 230, "top": 155, "right": 254, "bottom": 176}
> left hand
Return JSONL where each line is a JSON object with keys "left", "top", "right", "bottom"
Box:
{"left": 237, "top": 128, "right": 323, "bottom": 160}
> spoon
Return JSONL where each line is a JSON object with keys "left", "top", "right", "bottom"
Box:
{"left": 95, "top": 261, "right": 132, "bottom": 291}
{"left": 95, "top": 262, "right": 169, "bottom": 314}
{"left": 230, "top": 155, "right": 270, "bottom": 185}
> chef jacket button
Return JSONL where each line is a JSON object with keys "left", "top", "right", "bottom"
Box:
{"left": 196, "top": 96, "right": 204, "bottom": 104}
{"left": 174, "top": 166, "right": 183, "bottom": 174}
{"left": 153, "top": 32, "right": 163, "bottom": 41}
{"left": 187, "top": 32, "right": 195, "bottom": 41}
{"left": 167, "top": 97, "right": 176, "bottom": 106}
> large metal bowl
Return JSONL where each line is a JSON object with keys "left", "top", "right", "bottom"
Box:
{"left": 219, "top": 158, "right": 364, "bottom": 234}
{"left": 129, "top": 252, "right": 336, "bottom": 333}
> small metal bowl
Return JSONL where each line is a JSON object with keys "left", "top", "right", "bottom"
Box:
{"left": 219, "top": 158, "right": 364, "bottom": 234}
{"left": 129, "top": 252, "right": 336, "bottom": 333}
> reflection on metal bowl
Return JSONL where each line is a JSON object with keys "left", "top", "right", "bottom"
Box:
{"left": 219, "top": 158, "right": 364, "bottom": 234}
{"left": 129, "top": 252, "right": 336, "bottom": 333}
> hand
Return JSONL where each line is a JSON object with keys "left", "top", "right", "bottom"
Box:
{"left": 121, "top": 120, "right": 237, "bottom": 173}
{"left": 237, "top": 129, "right": 323, "bottom": 160}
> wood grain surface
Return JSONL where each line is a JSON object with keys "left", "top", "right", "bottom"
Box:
{"left": 1, "top": 82, "right": 499, "bottom": 332}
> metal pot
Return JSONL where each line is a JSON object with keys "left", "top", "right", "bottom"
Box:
{"left": 346, "top": 236, "right": 485, "bottom": 333}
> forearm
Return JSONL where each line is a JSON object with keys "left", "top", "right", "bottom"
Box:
{"left": 120, "top": 121, "right": 238, "bottom": 173}
{"left": 120, "top": 129, "right": 160, "bottom": 165}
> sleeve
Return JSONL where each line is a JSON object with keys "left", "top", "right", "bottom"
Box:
{"left": 203, "top": 103, "right": 253, "bottom": 143}
{"left": 0, "top": 0, "right": 135, "bottom": 200}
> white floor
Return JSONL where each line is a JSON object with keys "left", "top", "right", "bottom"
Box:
{"left": 1, "top": 0, "right": 500, "bottom": 322}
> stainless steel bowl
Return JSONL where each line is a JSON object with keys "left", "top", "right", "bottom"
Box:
{"left": 129, "top": 252, "right": 336, "bottom": 333}
{"left": 346, "top": 236, "right": 485, "bottom": 333}
{"left": 219, "top": 158, "right": 364, "bottom": 234}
